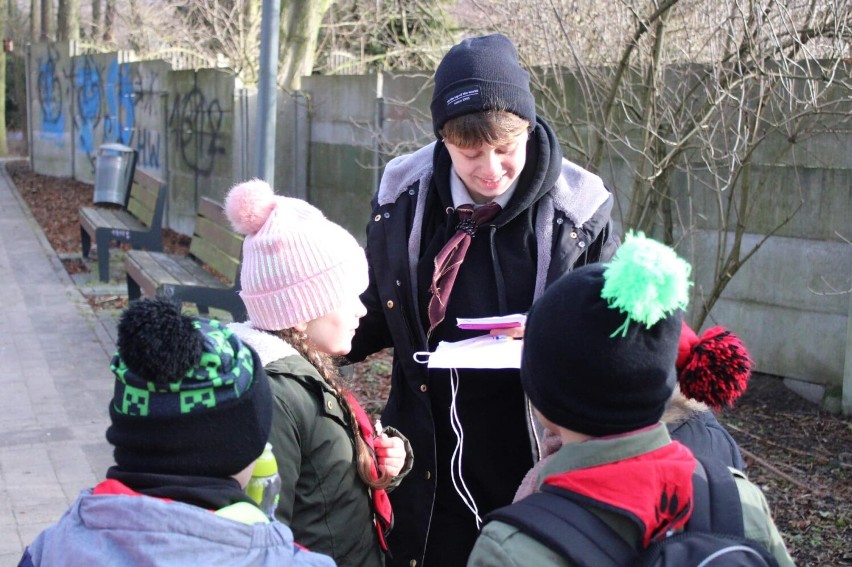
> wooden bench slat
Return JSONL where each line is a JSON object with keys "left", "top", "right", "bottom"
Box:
{"left": 198, "top": 197, "right": 229, "bottom": 225}
{"left": 132, "top": 169, "right": 164, "bottom": 193}
{"left": 192, "top": 216, "right": 244, "bottom": 259}
{"left": 126, "top": 251, "right": 182, "bottom": 297}
{"left": 126, "top": 184, "right": 159, "bottom": 227}
{"left": 154, "top": 251, "right": 225, "bottom": 288}
{"left": 124, "top": 197, "right": 246, "bottom": 321}
{"left": 79, "top": 207, "right": 109, "bottom": 233}
{"left": 130, "top": 181, "right": 161, "bottom": 211}
{"left": 189, "top": 237, "right": 239, "bottom": 284}
{"left": 80, "top": 207, "right": 146, "bottom": 233}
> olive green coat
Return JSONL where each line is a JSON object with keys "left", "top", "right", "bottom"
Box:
{"left": 229, "top": 323, "right": 383, "bottom": 567}
{"left": 467, "top": 425, "right": 795, "bottom": 567}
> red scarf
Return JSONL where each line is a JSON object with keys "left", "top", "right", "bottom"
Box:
{"left": 543, "top": 441, "right": 696, "bottom": 546}
{"left": 345, "top": 391, "right": 394, "bottom": 552}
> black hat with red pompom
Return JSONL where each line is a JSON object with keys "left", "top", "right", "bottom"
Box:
{"left": 676, "top": 322, "right": 752, "bottom": 409}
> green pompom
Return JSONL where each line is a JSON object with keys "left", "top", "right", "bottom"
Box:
{"left": 601, "top": 231, "right": 691, "bottom": 336}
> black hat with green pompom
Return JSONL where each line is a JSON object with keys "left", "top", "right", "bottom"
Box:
{"left": 521, "top": 232, "right": 692, "bottom": 436}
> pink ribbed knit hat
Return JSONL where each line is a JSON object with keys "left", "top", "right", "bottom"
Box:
{"left": 224, "top": 179, "right": 369, "bottom": 330}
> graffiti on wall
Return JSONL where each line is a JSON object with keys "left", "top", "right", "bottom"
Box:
{"left": 103, "top": 59, "right": 135, "bottom": 147}
{"left": 68, "top": 56, "right": 166, "bottom": 173}
{"left": 31, "top": 45, "right": 232, "bottom": 183}
{"left": 128, "top": 68, "right": 163, "bottom": 170}
{"left": 168, "top": 77, "right": 226, "bottom": 176}
{"left": 73, "top": 55, "right": 103, "bottom": 162}
{"left": 36, "top": 46, "right": 66, "bottom": 142}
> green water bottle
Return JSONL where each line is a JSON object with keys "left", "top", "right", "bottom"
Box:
{"left": 246, "top": 443, "right": 281, "bottom": 520}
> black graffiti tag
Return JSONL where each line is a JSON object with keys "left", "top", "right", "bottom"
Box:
{"left": 170, "top": 86, "right": 225, "bottom": 176}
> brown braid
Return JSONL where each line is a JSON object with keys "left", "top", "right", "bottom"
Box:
{"left": 274, "top": 328, "right": 394, "bottom": 490}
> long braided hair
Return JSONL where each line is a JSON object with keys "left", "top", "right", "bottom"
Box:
{"left": 274, "top": 328, "right": 394, "bottom": 490}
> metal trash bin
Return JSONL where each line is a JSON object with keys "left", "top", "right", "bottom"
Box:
{"left": 93, "top": 143, "right": 137, "bottom": 206}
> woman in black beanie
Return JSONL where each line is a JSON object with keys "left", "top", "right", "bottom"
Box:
{"left": 348, "top": 33, "right": 619, "bottom": 566}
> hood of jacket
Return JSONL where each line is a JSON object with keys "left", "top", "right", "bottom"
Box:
{"left": 25, "top": 489, "right": 335, "bottom": 567}
{"left": 377, "top": 117, "right": 610, "bottom": 229}
{"left": 229, "top": 322, "right": 300, "bottom": 367}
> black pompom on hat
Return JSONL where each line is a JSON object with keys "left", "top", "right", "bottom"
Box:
{"left": 106, "top": 299, "right": 272, "bottom": 478}
{"left": 521, "top": 232, "right": 692, "bottom": 436}
{"left": 430, "top": 34, "right": 536, "bottom": 139}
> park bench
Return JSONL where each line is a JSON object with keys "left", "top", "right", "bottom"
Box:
{"left": 124, "top": 196, "right": 247, "bottom": 322}
{"left": 79, "top": 168, "right": 167, "bottom": 282}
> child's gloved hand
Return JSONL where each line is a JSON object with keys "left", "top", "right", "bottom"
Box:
{"left": 374, "top": 434, "right": 406, "bottom": 477}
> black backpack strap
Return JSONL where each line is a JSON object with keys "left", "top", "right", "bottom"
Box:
{"left": 689, "top": 456, "right": 745, "bottom": 536}
{"left": 486, "top": 491, "right": 636, "bottom": 567}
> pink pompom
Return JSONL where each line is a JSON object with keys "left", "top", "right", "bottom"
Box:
{"left": 224, "top": 179, "right": 277, "bottom": 235}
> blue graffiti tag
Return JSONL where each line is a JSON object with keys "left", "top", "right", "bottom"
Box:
{"left": 37, "top": 47, "right": 64, "bottom": 141}
{"left": 74, "top": 54, "right": 102, "bottom": 155}
{"left": 105, "top": 60, "right": 136, "bottom": 145}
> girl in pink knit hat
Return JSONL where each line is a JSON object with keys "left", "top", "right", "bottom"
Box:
{"left": 224, "top": 179, "right": 412, "bottom": 567}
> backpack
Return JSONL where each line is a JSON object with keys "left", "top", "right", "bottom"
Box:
{"left": 486, "top": 456, "right": 779, "bottom": 567}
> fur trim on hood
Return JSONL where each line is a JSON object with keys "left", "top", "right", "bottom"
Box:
{"left": 376, "top": 141, "right": 609, "bottom": 228}
{"left": 227, "top": 322, "right": 298, "bottom": 367}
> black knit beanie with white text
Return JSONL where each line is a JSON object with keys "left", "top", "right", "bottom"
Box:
{"left": 430, "top": 34, "right": 537, "bottom": 139}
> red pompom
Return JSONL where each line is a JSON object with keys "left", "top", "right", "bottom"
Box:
{"left": 677, "top": 325, "right": 751, "bottom": 409}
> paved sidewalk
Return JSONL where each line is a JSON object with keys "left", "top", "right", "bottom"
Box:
{"left": 0, "top": 160, "right": 115, "bottom": 564}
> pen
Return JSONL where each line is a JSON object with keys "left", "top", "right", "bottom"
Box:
{"left": 493, "top": 335, "right": 514, "bottom": 341}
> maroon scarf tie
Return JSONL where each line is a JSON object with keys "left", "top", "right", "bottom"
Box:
{"left": 428, "top": 202, "right": 501, "bottom": 336}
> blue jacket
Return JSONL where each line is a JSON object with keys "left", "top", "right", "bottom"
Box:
{"left": 19, "top": 488, "right": 336, "bottom": 567}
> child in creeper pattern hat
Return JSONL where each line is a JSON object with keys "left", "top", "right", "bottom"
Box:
{"left": 225, "top": 179, "right": 413, "bottom": 567}
{"left": 19, "top": 298, "right": 334, "bottom": 567}
{"left": 467, "top": 232, "right": 794, "bottom": 567}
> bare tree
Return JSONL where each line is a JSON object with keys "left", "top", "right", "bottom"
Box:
{"left": 30, "top": 0, "right": 40, "bottom": 40}
{"left": 316, "top": 0, "right": 456, "bottom": 74}
{"left": 90, "top": 0, "right": 100, "bottom": 40}
{"left": 41, "top": 0, "right": 55, "bottom": 40}
{"left": 466, "top": 0, "right": 852, "bottom": 327}
{"left": 279, "top": 0, "right": 335, "bottom": 89}
{"left": 149, "top": 0, "right": 348, "bottom": 88}
{"left": 57, "top": 0, "right": 80, "bottom": 41}
{"left": 170, "top": 0, "right": 263, "bottom": 83}
{"left": 102, "top": 0, "right": 114, "bottom": 42}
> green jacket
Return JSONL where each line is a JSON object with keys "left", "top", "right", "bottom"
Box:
{"left": 229, "top": 323, "right": 388, "bottom": 567}
{"left": 466, "top": 425, "right": 795, "bottom": 567}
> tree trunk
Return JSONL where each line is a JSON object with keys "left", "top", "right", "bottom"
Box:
{"left": 126, "top": 0, "right": 145, "bottom": 51}
{"left": 279, "top": 0, "right": 334, "bottom": 90}
{"left": 57, "top": 0, "right": 64, "bottom": 37}
{"left": 57, "top": 0, "right": 79, "bottom": 41}
{"left": 90, "top": 0, "right": 100, "bottom": 40}
{"left": 41, "top": 0, "right": 54, "bottom": 40}
{"left": 30, "top": 0, "right": 40, "bottom": 41}
{"left": 102, "top": 0, "right": 114, "bottom": 42}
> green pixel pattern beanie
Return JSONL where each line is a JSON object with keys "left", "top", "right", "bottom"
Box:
{"left": 106, "top": 299, "right": 272, "bottom": 477}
